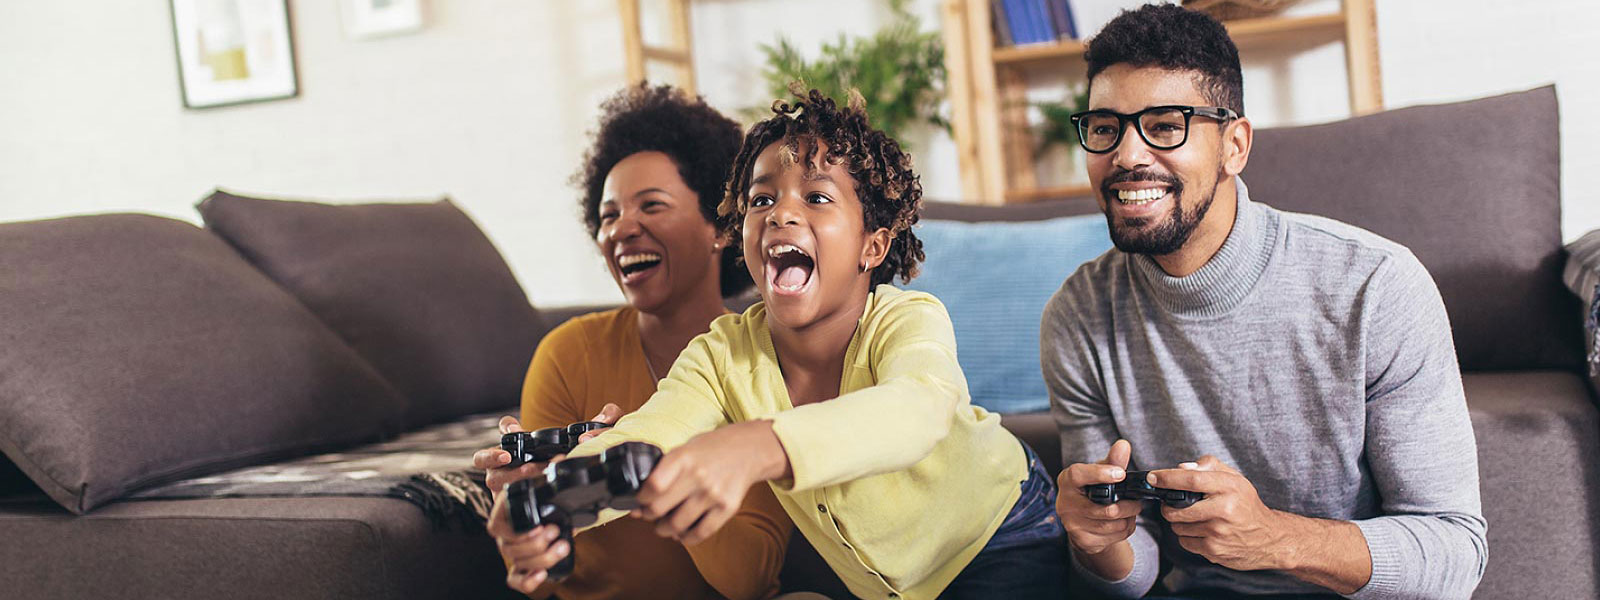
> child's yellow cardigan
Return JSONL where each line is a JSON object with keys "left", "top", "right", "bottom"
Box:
{"left": 574, "top": 285, "right": 1027, "bottom": 600}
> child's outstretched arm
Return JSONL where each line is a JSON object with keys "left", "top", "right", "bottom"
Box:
{"left": 636, "top": 292, "right": 969, "bottom": 545}
{"left": 765, "top": 292, "right": 967, "bottom": 491}
{"left": 553, "top": 333, "right": 792, "bottom": 600}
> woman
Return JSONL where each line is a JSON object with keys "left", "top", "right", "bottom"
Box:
{"left": 473, "top": 84, "right": 791, "bottom": 599}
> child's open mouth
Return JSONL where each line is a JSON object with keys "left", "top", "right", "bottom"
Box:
{"left": 765, "top": 243, "right": 815, "bottom": 296}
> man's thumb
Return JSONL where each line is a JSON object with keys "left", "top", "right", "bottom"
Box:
{"left": 1102, "top": 439, "right": 1132, "bottom": 469}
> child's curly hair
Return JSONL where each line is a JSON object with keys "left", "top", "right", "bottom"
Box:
{"left": 574, "top": 83, "right": 753, "bottom": 298}
{"left": 717, "top": 85, "right": 925, "bottom": 287}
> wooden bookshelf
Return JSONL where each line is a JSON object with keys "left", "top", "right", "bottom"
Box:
{"left": 943, "top": 1, "right": 1382, "bottom": 204}
{"left": 618, "top": 0, "right": 697, "bottom": 94}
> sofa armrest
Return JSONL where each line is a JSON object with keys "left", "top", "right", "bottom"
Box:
{"left": 1564, "top": 229, "right": 1600, "bottom": 385}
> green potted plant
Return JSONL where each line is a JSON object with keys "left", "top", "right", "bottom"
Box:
{"left": 1033, "top": 86, "right": 1091, "bottom": 186}
{"left": 752, "top": 0, "right": 947, "bottom": 144}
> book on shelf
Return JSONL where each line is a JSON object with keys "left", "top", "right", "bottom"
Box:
{"left": 991, "top": 0, "right": 1014, "bottom": 46}
{"left": 996, "top": 0, "right": 1072, "bottom": 47}
{"left": 1048, "top": 0, "right": 1079, "bottom": 40}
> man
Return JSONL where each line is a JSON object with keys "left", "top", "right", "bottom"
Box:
{"left": 1044, "top": 5, "right": 1487, "bottom": 599}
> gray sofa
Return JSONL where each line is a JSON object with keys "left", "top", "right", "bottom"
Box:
{"left": 1, "top": 85, "right": 1594, "bottom": 599}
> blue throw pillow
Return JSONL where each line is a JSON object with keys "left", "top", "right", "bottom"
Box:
{"left": 905, "top": 215, "right": 1112, "bottom": 414}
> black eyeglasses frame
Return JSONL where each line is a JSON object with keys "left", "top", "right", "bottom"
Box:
{"left": 1068, "top": 105, "right": 1240, "bottom": 154}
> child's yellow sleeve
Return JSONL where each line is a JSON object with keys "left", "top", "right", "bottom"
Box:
{"left": 770, "top": 294, "right": 968, "bottom": 491}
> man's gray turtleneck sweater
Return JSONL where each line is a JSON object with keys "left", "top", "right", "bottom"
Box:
{"left": 1042, "top": 179, "right": 1487, "bottom": 599}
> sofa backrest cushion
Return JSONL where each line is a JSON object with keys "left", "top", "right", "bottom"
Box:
{"left": 905, "top": 216, "right": 1112, "bottom": 413}
{"left": 0, "top": 214, "right": 406, "bottom": 513}
{"left": 1244, "top": 86, "right": 1580, "bottom": 371}
{"left": 930, "top": 86, "right": 1579, "bottom": 372}
{"left": 198, "top": 191, "right": 543, "bottom": 428}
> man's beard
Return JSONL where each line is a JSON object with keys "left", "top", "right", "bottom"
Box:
{"left": 1102, "top": 170, "right": 1218, "bottom": 256}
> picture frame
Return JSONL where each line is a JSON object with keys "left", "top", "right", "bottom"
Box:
{"left": 168, "top": 0, "right": 299, "bottom": 109}
{"left": 339, "top": 0, "right": 425, "bottom": 40}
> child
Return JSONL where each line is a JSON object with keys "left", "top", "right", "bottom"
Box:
{"left": 488, "top": 87, "right": 1067, "bottom": 599}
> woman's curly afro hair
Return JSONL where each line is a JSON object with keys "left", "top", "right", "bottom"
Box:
{"left": 717, "top": 86, "right": 925, "bottom": 288}
{"left": 575, "top": 83, "right": 753, "bottom": 298}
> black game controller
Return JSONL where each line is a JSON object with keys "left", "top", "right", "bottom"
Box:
{"left": 1084, "top": 471, "right": 1205, "bottom": 508}
{"left": 504, "top": 441, "right": 662, "bottom": 581}
{"left": 501, "top": 421, "right": 613, "bottom": 466}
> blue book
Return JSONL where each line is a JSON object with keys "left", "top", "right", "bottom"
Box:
{"left": 1030, "top": 0, "right": 1057, "bottom": 43}
{"left": 1002, "top": 0, "right": 1034, "bottom": 45}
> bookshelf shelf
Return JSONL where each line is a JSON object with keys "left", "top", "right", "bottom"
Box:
{"left": 941, "top": 1, "right": 1382, "bottom": 204}
{"left": 991, "top": 13, "right": 1347, "bottom": 66}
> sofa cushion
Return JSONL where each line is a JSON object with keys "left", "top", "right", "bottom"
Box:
{"left": 0, "top": 214, "right": 405, "bottom": 513}
{"left": 1464, "top": 371, "right": 1600, "bottom": 599}
{"left": 906, "top": 216, "right": 1112, "bottom": 413}
{"left": 198, "top": 191, "right": 543, "bottom": 428}
{"left": 0, "top": 496, "right": 523, "bottom": 600}
{"left": 1243, "top": 86, "right": 1580, "bottom": 371}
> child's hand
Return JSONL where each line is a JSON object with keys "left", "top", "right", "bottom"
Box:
{"left": 485, "top": 484, "right": 569, "bottom": 594}
{"left": 631, "top": 420, "right": 789, "bottom": 545}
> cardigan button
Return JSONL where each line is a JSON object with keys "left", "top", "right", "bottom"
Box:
{"left": 817, "top": 504, "right": 827, "bottom": 514}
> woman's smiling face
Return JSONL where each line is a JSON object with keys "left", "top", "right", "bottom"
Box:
{"left": 740, "top": 140, "right": 888, "bottom": 331}
{"left": 595, "top": 151, "right": 722, "bottom": 314}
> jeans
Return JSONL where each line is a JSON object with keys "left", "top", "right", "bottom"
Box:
{"left": 939, "top": 441, "right": 1069, "bottom": 599}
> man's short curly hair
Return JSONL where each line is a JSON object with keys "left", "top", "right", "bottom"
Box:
{"left": 575, "top": 83, "right": 753, "bottom": 298}
{"left": 1085, "top": 4, "right": 1244, "bottom": 116}
{"left": 717, "top": 87, "right": 925, "bottom": 288}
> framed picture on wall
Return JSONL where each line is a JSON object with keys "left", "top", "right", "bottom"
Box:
{"left": 339, "top": 0, "right": 425, "bottom": 40}
{"left": 169, "top": 0, "right": 298, "bottom": 109}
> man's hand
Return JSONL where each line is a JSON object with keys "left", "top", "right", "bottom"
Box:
{"left": 486, "top": 483, "right": 569, "bottom": 594}
{"left": 1058, "top": 439, "right": 1142, "bottom": 554}
{"left": 1057, "top": 440, "right": 1141, "bottom": 581}
{"left": 1149, "top": 456, "right": 1294, "bottom": 572}
{"left": 631, "top": 420, "right": 788, "bottom": 546}
{"left": 1151, "top": 456, "right": 1373, "bottom": 594}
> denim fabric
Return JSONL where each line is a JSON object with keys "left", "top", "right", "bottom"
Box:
{"left": 1149, "top": 594, "right": 1342, "bottom": 600}
{"left": 939, "top": 441, "right": 1068, "bottom": 599}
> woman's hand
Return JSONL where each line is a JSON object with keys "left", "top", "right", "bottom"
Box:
{"left": 474, "top": 404, "right": 625, "bottom": 495}
{"left": 632, "top": 420, "right": 789, "bottom": 545}
{"left": 486, "top": 485, "right": 570, "bottom": 594}
{"left": 474, "top": 416, "right": 545, "bottom": 495}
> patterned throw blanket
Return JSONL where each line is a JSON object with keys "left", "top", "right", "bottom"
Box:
{"left": 1565, "top": 231, "right": 1600, "bottom": 377}
{"left": 127, "top": 411, "right": 506, "bottom": 529}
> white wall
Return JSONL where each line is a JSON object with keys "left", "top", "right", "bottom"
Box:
{"left": 0, "top": 1, "right": 634, "bottom": 306}
{"left": 1, "top": 1, "right": 1596, "bottom": 307}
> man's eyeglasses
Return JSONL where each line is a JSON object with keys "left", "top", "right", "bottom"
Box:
{"left": 1068, "top": 105, "right": 1239, "bottom": 154}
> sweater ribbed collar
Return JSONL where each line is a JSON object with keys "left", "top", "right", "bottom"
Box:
{"left": 1129, "top": 177, "right": 1277, "bottom": 317}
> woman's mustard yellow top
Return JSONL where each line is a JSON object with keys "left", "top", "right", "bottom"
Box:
{"left": 520, "top": 306, "right": 791, "bottom": 600}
